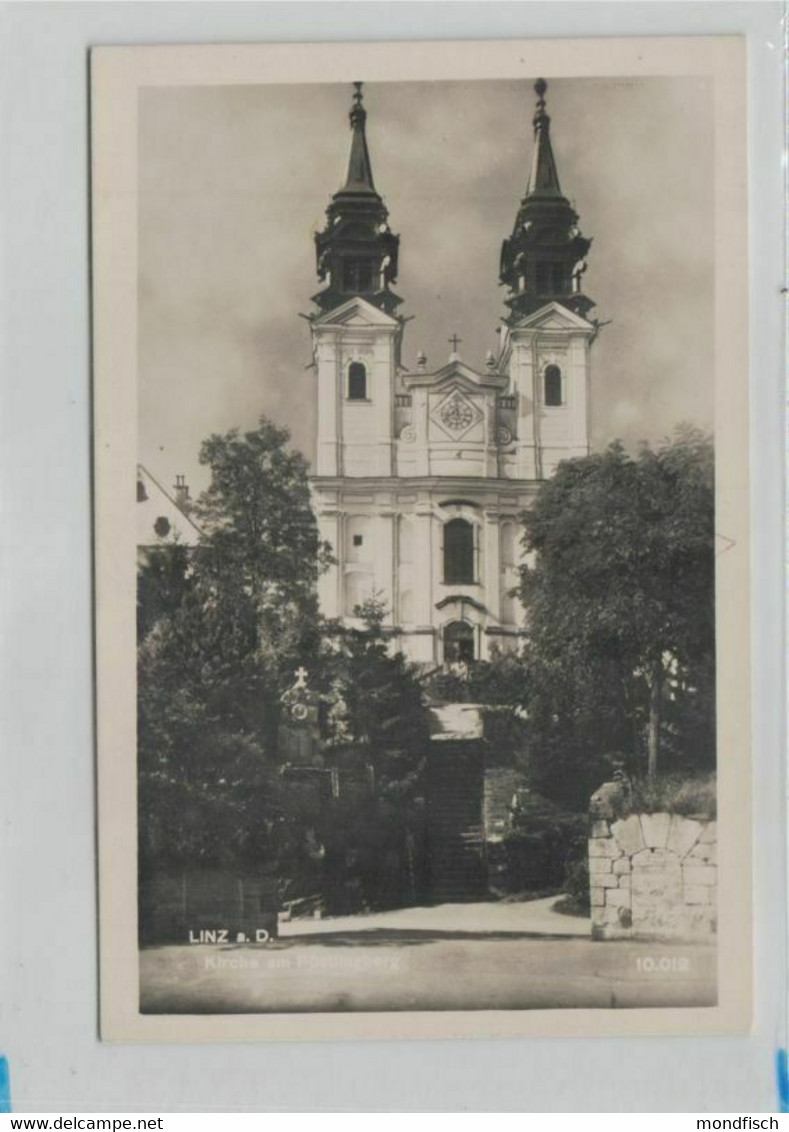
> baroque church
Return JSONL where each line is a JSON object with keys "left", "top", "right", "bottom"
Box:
{"left": 309, "top": 79, "right": 598, "bottom": 667}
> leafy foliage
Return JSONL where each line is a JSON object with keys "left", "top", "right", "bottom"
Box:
{"left": 137, "top": 426, "right": 429, "bottom": 917}
{"left": 137, "top": 543, "right": 192, "bottom": 641}
{"left": 138, "top": 418, "right": 332, "bottom": 872}
{"left": 424, "top": 647, "right": 530, "bottom": 767}
{"left": 519, "top": 427, "right": 715, "bottom": 803}
{"left": 496, "top": 792, "right": 587, "bottom": 897}
{"left": 322, "top": 597, "right": 428, "bottom": 805}
{"left": 314, "top": 598, "right": 431, "bottom": 911}
{"left": 611, "top": 772, "right": 717, "bottom": 820}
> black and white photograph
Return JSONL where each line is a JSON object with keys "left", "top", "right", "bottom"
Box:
{"left": 92, "top": 37, "right": 751, "bottom": 1040}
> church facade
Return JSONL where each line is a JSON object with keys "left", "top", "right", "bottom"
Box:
{"left": 309, "top": 80, "right": 598, "bottom": 666}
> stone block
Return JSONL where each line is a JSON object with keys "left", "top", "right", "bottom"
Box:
{"left": 589, "top": 837, "right": 621, "bottom": 859}
{"left": 613, "top": 857, "right": 631, "bottom": 875}
{"left": 631, "top": 850, "right": 683, "bottom": 936}
{"left": 682, "top": 865, "right": 716, "bottom": 888}
{"left": 588, "top": 856, "right": 613, "bottom": 875}
{"left": 688, "top": 842, "right": 716, "bottom": 864}
{"left": 640, "top": 812, "right": 671, "bottom": 850}
{"left": 631, "top": 847, "right": 677, "bottom": 870}
{"left": 699, "top": 821, "right": 716, "bottom": 844}
{"left": 667, "top": 814, "right": 702, "bottom": 858}
{"left": 684, "top": 885, "right": 712, "bottom": 905}
{"left": 618, "top": 874, "right": 631, "bottom": 887}
{"left": 591, "top": 821, "right": 611, "bottom": 839}
{"left": 590, "top": 781, "right": 625, "bottom": 821}
{"left": 686, "top": 907, "right": 716, "bottom": 937}
{"left": 593, "top": 921, "right": 627, "bottom": 941}
{"left": 590, "top": 887, "right": 605, "bottom": 907}
{"left": 598, "top": 873, "right": 619, "bottom": 888}
{"left": 611, "top": 814, "right": 644, "bottom": 856}
{"left": 605, "top": 887, "right": 631, "bottom": 908}
{"left": 598, "top": 904, "right": 632, "bottom": 932}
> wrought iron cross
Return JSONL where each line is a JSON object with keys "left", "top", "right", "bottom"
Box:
{"left": 448, "top": 334, "right": 462, "bottom": 352}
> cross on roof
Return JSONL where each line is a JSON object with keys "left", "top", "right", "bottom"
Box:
{"left": 294, "top": 667, "right": 309, "bottom": 689}
{"left": 448, "top": 334, "right": 462, "bottom": 353}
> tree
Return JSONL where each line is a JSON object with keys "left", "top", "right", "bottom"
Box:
{"left": 519, "top": 427, "right": 715, "bottom": 788}
{"left": 315, "top": 597, "right": 431, "bottom": 910}
{"left": 137, "top": 542, "right": 192, "bottom": 641}
{"left": 193, "top": 418, "right": 333, "bottom": 684}
{"left": 137, "top": 417, "right": 333, "bottom": 873}
{"left": 322, "top": 598, "right": 428, "bottom": 799}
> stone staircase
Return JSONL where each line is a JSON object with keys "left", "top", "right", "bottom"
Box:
{"left": 426, "top": 741, "right": 488, "bottom": 902}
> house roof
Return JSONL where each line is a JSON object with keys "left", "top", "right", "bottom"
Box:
{"left": 137, "top": 465, "right": 201, "bottom": 549}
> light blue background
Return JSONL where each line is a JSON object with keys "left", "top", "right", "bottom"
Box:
{"left": 0, "top": 0, "right": 784, "bottom": 1113}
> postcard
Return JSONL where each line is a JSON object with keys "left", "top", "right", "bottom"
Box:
{"left": 92, "top": 36, "right": 750, "bottom": 1041}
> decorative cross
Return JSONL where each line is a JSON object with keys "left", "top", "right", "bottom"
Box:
{"left": 448, "top": 334, "right": 462, "bottom": 353}
{"left": 293, "top": 667, "right": 309, "bottom": 690}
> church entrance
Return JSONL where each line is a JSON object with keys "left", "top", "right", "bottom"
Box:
{"left": 443, "top": 620, "right": 475, "bottom": 664}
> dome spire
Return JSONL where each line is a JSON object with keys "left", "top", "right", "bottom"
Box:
{"left": 526, "top": 78, "right": 562, "bottom": 198}
{"left": 312, "top": 81, "right": 401, "bottom": 314}
{"left": 498, "top": 78, "right": 594, "bottom": 323}
{"left": 341, "top": 81, "right": 376, "bottom": 194}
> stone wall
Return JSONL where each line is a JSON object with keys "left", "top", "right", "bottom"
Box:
{"left": 588, "top": 785, "right": 716, "bottom": 941}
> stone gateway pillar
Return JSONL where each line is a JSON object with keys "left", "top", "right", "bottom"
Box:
{"left": 588, "top": 782, "right": 717, "bottom": 941}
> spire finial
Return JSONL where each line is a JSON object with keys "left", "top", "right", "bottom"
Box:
{"left": 350, "top": 80, "right": 365, "bottom": 126}
{"left": 526, "top": 76, "right": 561, "bottom": 197}
{"left": 533, "top": 77, "right": 550, "bottom": 130}
{"left": 341, "top": 79, "right": 375, "bottom": 193}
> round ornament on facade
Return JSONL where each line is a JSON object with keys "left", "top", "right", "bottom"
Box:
{"left": 440, "top": 394, "right": 475, "bottom": 433}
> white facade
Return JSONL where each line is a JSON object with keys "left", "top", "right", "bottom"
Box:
{"left": 310, "top": 296, "right": 596, "bottom": 666}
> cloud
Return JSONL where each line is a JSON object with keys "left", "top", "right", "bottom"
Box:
{"left": 139, "top": 76, "right": 715, "bottom": 493}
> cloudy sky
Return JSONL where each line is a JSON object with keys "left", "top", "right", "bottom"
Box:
{"left": 139, "top": 74, "right": 714, "bottom": 496}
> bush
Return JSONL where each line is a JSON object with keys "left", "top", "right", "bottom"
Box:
{"left": 614, "top": 772, "right": 716, "bottom": 820}
{"left": 494, "top": 793, "right": 587, "bottom": 896}
{"left": 561, "top": 854, "right": 590, "bottom": 914}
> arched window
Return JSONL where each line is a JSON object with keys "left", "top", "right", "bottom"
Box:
{"left": 543, "top": 364, "right": 562, "bottom": 407}
{"left": 444, "top": 518, "right": 475, "bottom": 584}
{"left": 348, "top": 362, "right": 367, "bottom": 401}
{"left": 444, "top": 621, "right": 475, "bottom": 664}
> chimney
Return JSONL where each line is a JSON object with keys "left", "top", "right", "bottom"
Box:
{"left": 173, "top": 474, "right": 190, "bottom": 511}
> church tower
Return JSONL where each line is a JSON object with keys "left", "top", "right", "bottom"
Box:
{"left": 498, "top": 79, "right": 597, "bottom": 479}
{"left": 313, "top": 82, "right": 401, "bottom": 317}
{"left": 310, "top": 83, "right": 404, "bottom": 482}
{"left": 309, "top": 79, "right": 599, "bottom": 665}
